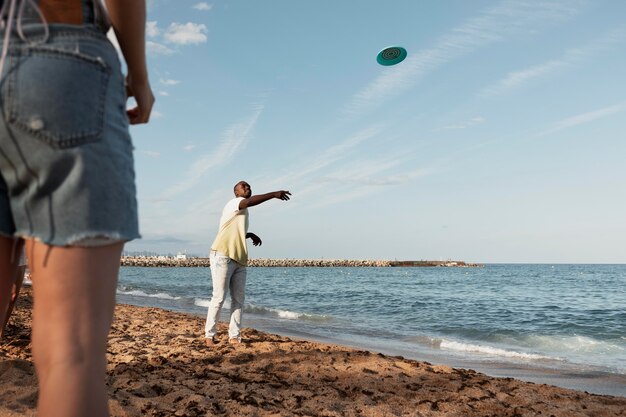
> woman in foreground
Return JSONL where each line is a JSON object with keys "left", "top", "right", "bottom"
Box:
{"left": 0, "top": 1, "right": 153, "bottom": 416}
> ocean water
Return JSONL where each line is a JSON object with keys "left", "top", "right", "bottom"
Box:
{"left": 116, "top": 264, "right": 626, "bottom": 396}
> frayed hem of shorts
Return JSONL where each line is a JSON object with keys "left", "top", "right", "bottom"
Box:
{"left": 67, "top": 232, "right": 127, "bottom": 247}
{"left": 14, "top": 232, "right": 141, "bottom": 248}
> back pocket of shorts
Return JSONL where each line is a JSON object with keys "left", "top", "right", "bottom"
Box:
{"left": 6, "top": 48, "right": 111, "bottom": 149}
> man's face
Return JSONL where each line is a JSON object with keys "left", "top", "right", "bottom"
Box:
{"left": 235, "top": 181, "right": 252, "bottom": 198}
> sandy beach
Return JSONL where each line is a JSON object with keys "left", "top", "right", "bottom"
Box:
{"left": 1, "top": 288, "right": 625, "bottom": 417}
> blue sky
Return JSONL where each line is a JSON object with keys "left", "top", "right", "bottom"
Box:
{"left": 120, "top": 0, "right": 626, "bottom": 263}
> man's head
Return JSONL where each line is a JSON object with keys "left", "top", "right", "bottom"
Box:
{"left": 234, "top": 181, "right": 252, "bottom": 198}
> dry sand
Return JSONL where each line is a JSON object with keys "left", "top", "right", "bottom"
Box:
{"left": 2, "top": 287, "right": 625, "bottom": 417}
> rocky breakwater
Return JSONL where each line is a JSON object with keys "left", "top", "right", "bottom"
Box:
{"left": 249, "top": 259, "right": 392, "bottom": 267}
{"left": 389, "top": 260, "right": 483, "bottom": 267}
{"left": 121, "top": 257, "right": 482, "bottom": 268}
{"left": 121, "top": 256, "right": 211, "bottom": 267}
{"left": 120, "top": 257, "right": 390, "bottom": 267}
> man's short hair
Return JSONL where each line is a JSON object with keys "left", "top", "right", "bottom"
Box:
{"left": 234, "top": 181, "right": 247, "bottom": 193}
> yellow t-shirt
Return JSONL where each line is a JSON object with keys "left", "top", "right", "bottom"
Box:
{"left": 211, "top": 197, "right": 249, "bottom": 265}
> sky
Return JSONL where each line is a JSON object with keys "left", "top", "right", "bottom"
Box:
{"left": 119, "top": 0, "right": 626, "bottom": 263}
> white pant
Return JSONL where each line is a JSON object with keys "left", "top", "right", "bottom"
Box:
{"left": 204, "top": 251, "right": 247, "bottom": 339}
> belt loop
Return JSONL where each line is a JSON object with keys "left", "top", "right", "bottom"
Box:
{"left": 91, "top": 0, "right": 111, "bottom": 33}
{"left": 82, "top": 0, "right": 93, "bottom": 24}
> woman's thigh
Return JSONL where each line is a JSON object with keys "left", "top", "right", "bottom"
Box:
{"left": 27, "top": 239, "right": 122, "bottom": 365}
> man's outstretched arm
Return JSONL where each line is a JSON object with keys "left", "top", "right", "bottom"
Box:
{"left": 239, "top": 191, "right": 291, "bottom": 210}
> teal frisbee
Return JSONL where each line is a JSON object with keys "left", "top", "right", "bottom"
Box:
{"left": 376, "top": 46, "right": 407, "bottom": 66}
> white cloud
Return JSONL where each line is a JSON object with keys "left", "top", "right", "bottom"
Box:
{"left": 306, "top": 187, "right": 378, "bottom": 209}
{"left": 306, "top": 170, "right": 429, "bottom": 209}
{"left": 270, "top": 126, "right": 382, "bottom": 187}
{"left": 441, "top": 116, "right": 486, "bottom": 130}
{"left": 142, "top": 150, "right": 161, "bottom": 158}
{"left": 260, "top": 127, "right": 433, "bottom": 209}
{"left": 193, "top": 2, "right": 212, "bottom": 11}
{"left": 301, "top": 157, "right": 430, "bottom": 209}
{"left": 160, "top": 78, "right": 181, "bottom": 86}
{"left": 343, "top": 0, "right": 583, "bottom": 117}
{"left": 164, "top": 22, "right": 208, "bottom": 45}
{"left": 483, "top": 60, "right": 565, "bottom": 96}
{"left": 481, "top": 26, "right": 626, "bottom": 97}
{"left": 161, "top": 105, "right": 264, "bottom": 198}
{"left": 538, "top": 101, "right": 626, "bottom": 136}
{"left": 159, "top": 91, "right": 170, "bottom": 96}
{"left": 183, "top": 144, "right": 197, "bottom": 151}
{"left": 318, "top": 156, "right": 420, "bottom": 187}
{"left": 147, "top": 41, "right": 175, "bottom": 56}
{"left": 250, "top": 126, "right": 383, "bottom": 210}
{"left": 151, "top": 111, "right": 164, "bottom": 119}
{"left": 146, "top": 21, "right": 159, "bottom": 38}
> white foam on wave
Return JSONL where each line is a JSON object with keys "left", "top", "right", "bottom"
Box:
{"left": 194, "top": 298, "right": 231, "bottom": 309}
{"left": 520, "top": 334, "right": 625, "bottom": 355}
{"left": 272, "top": 308, "right": 332, "bottom": 321}
{"left": 245, "top": 303, "right": 330, "bottom": 321}
{"left": 139, "top": 295, "right": 323, "bottom": 321}
{"left": 194, "top": 298, "right": 210, "bottom": 308}
{"left": 247, "top": 303, "right": 303, "bottom": 319}
{"left": 273, "top": 308, "right": 303, "bottom": 319}
{"left": 440, "top": 340, "right": 556, "bottom": 360}
{"left": 192, "top": 300, "right": 303, "bottom": 319}
{"left": 117, "top": 289, "right": 181, "bottom": 300}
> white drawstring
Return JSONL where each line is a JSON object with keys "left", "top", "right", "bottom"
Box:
{"left": 17, "top": 0, "right": 50, "bottom": 46}
{"left": 0, "top": 0, "right": 50, "bottom": 80}
{"left": 0, "top": 0, "right": 11, "bottom": 30}
{"left": 0, "top": 0, "right": 18, "bottom": 79}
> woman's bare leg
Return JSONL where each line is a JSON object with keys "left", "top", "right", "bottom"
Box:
{"left": 27, "top": 239, "right": 123, "bottom": 417}
{"left": 0, "top": 236, "right": 22, "bottom": 336}
{"left": 1, "top": 264, "right": 26, "bottom": 337}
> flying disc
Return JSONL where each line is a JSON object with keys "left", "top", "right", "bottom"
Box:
{"left": 376, "top": 46, "right": 407, "bottom": 66}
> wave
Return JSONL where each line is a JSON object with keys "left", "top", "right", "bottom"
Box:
{"left": 406, "top": 335, "right": 558, "bottom": 361}
{"left": 247, "top": 303, "right": 331, "bottom": 322}
{"left": 191, "top": 298, "right": 330, "bottom": 321}
{"left": 440, "top": 340, "right": 556, "bottom": 360}
{"left": 117, "top": 289, "right": 181, "bottom": 301}
{"left": 246, "top": 304, "right": 305, "bottom": 319}
{"left": 407, "top": 333, "right": 626, "bottom": 369}
{"left": 194, "top": 298, "right": 211, "bottom": 308}
{"left": 514, "top": 334, "right": 626, "bottom": 356}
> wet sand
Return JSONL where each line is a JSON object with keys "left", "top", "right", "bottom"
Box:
{"left": 2, "top": 288, "right": 625, "bottom": 417}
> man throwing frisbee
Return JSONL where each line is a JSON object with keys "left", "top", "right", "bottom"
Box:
{"left": 205, "top": 181, "right": 291, "bottom": 346}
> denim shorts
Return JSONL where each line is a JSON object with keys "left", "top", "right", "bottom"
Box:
{"left": 0, "top": 24, "right": 139, "bottom": 246}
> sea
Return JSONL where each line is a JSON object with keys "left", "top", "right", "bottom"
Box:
{"left": 116, "top": 264, "right": 626, "bottom": 397}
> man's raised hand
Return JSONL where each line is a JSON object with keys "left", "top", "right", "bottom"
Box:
{"left": 275, "top": 191, "right": 291, "bottom": 201}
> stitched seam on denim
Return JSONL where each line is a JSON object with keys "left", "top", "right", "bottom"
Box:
{"left": 41, "top": 30, "right": 107, "bottom": 43}
{"left": 7, "top": 47, "right": 110, "bottom": 148}
{"left": 16, "top": 46, "right": 110, "bottom": 70}
{"left": 5, "top": 53, "right": 15, "bottom": 122}
{"left": 6, "top": 26, "right": 107, "bottom": 41}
